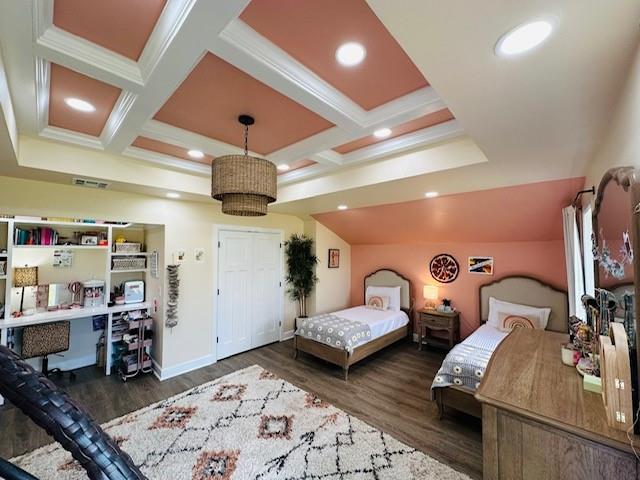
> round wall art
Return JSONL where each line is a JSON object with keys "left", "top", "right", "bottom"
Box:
{"left": 429, "top": 253, "right": 459, "bottom": 283}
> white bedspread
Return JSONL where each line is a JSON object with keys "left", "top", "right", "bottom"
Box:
{"left": 331, "top": 305, "right": 409, "bottom": 341}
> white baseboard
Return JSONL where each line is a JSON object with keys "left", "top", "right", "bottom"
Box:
{"left": 152, "top": 354, "right": 216, "bottom": 381}
{"left": 281, "top": 329, "right": 294, "bottom": 341}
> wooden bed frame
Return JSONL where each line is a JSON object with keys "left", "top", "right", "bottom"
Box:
{"left": 293, "top": 268, "right": 413, "bottom": 380}
{"left": 433, "top": 275, "right": 569, "bottom": 419}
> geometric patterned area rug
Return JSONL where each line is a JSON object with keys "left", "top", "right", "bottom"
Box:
{"left": 12, "top": 365, "right": 469, "bottom": 479}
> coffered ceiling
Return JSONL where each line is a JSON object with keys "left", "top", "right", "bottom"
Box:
{"left": 0, "top": 0, "right": 462, "bottom": 187}
{"left": 0, "top": 1, "right": 638, "bottom": 216}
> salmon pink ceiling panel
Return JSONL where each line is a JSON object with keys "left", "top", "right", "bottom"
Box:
{"left": 312, "top": 178, "right": 586, "bottom": 244}
{"left": 154, "top": 53, "right": 333, "bottom": 155}
{"left": 49, "top": 63, "right": 122, "bottom": 137}
{"left": 132, "top": 137, "right": 213, "bottom": 165}
{"left": 334, "top": 109, "right": 455, "bottom": 154}
{"left": 53, "top": 0, "right": 167, "bottom": 60}
{"left": 284, "top": 158, "right": 317, "bottom": 175}
{"left": 240, "top": 0, "right": 428, "bottom": 111}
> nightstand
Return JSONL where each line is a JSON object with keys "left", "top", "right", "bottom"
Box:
{"left": 418, "top": 309, "right": 460, "bottom": 350}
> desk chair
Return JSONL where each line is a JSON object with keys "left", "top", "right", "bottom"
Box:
{"left": 21, "top": 321, "right": 76, "bottom": 381}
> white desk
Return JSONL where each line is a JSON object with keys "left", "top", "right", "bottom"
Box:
{"left": 0, "top": 302, "right": 151, "bottom": 405}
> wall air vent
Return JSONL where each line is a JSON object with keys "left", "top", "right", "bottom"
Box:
{"left": 72, "top": 178, "right": 109, "bottom": 189}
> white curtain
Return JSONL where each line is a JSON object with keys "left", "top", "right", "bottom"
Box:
{"left": 582, "top": 203, "right": 595, "bottom": 297}
{"left": 563, "top": 206, "right": 586, "bottom": 320}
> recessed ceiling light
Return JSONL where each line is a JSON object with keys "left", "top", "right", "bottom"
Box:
{"left": 337, "top": 205, "right": 348, "bottom": 210}
{"left": 166, "top": 192, "right": 181, "bottom": 199}
{"left": 64, "top": 97, "right": 96, "bottom": 112}
{"left": 277, "top": 164, "right": 290, "bottom": 171}
{"left": 187, "top": 149, "right": 204, "bottom": 159}
{"left": 336, "top": 42, "right": 366, "bottom": 67}
{"left": 373, "top": 128, "right": 392, "bottom": 138}
{"left": 495, "top": 19, "right": 555, "bottom": 57}
{"left": 425, "top": 191, "right": 439, "bottom": 198}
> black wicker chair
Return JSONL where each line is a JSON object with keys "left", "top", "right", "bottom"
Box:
{"left": 0, "top": 345, "right": 147, "bottom": 480}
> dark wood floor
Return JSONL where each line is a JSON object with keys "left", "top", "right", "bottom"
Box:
{"left": 0, "top": 338, "right": 482, "bottom": 479}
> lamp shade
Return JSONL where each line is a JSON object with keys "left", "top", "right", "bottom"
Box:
{"left": 423, "top": 285, "right": 438, "bottom": 301}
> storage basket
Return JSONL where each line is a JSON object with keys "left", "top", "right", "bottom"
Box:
{"left": 112, "top": 257, "right": 146, "bottom": 271}
{"left": 114, "top": 242, "right": 142, "bottom": 253}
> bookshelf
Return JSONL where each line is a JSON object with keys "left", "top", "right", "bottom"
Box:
{"left": 0, "top": 216, "right": 163, "bottom": 383}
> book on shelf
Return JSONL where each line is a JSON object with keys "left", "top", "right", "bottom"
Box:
{"left": 14, "top": 226, "right": 60, "bottom": 246}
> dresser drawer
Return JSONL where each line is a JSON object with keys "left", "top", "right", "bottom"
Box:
{"left": 421, "top": 314, "right": 452, "bottom": 329}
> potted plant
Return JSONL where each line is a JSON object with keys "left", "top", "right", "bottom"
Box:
{"left": 284, "top": 233, "right": 318, "bottom": 323}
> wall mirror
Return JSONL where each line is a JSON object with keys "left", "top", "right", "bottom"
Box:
{"left": 593, "top": 167, "right": 638, "bottom": 324}
{"left": 592, "top": 166, "right": 640, "bottom": 432}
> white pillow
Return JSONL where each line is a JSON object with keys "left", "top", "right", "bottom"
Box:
{"left": 366, "top": 295, "right": 389, "bottom": 311}
{"left": 366, "top": 286, "right": 401, "bottom": 311}
{"left": 487, "top": 297, "right": 551, "bottom": 330}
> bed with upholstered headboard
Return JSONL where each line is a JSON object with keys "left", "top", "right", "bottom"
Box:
{"left": 293, "top": 268, "right": 413, "bottom": 380}
{"left": 433, "top": 275, "right": 568, "bottom": 419}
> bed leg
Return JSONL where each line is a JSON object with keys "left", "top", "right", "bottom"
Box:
{"left": 343, "top": 365, "right": 349, "bottom": 381}
{"left": 436, "top": 390, "right": 445, "bottom": 419}
{"left": 292, "top": 337, "right": 299, "bottom": 359}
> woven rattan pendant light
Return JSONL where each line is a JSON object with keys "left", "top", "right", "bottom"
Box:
{"left": 211, "top": 115, "right": 277, "bottom": 216}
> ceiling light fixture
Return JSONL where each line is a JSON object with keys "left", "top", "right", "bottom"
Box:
{"left": 166, "top": 192, "right": 181, "bottom": 199}
{"left": 188, "top": 149, "right": 204, "bottom": 159}
{"left": 336, "top": 42, "right": 366, "bottom": 66}
{"left": 64, "top": 97, "right": 96, "bottom": 112}
{"left": 277, "top": 164, "right": 290, "bottom": 172}
{"left": 337, "top": 205, "right": 348, "bottom": 210}
{"left": 425, "top": 191, "right": 439, "bottom": 198}
{"left": 211, "top": 115, "right": 277, "bottom": 216}
{"left": 495, "top": 19, "right": 555, "bottom": 57}
{"left": 373, "top": 128, "right": 392, "bottom": 138}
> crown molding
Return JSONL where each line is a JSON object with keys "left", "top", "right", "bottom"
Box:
{"left": 100, "top": 91, "right": 138, "bottom": 146}
{"left": 138, "top": 0, "right": 198, "bottom": 81}
{"left": 39, "top": 126, "right": 104, "bottom": 150}
{"left": 34, "top": 57, "right": 49, "bottom": 133}
{"left": 215, "top": 19, "right": 364, "bottom": 130}
{"left": 277, "top": 163, "right": 335, "bottom": 185}
{"left": 32, "top": 0, "right": 53, "bottom": 40}
{"left": 342, "top": 119, "right": 464, "bottom": 165}
{"left": 124, "top": 146, "right": 210, "bottom": 175}
{"left": 141, "top": 119, "right": 257, "bottom": 157}
{"left": 34, "top": 27, "right": 144, "bottom": 91}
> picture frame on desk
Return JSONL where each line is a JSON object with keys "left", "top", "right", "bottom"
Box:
{"left": 80, "top": 235, "right": 98, "bottom": 246}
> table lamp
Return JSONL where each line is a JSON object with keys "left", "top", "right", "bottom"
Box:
{"left": 14, "top": 266, "right": 38, "bottom": 315}
{"left": 423, "top": 285, "right": 438, "bottom": 310}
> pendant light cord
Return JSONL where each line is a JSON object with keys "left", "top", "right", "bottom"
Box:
{"left": 244, "top": 124, "right": 249, "bottom": 156}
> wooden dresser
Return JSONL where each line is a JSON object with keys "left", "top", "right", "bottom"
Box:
{"left": 476, "top": 328, "right": 640, "bottom": 480}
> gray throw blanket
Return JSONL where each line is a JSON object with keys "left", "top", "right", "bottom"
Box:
{"left": 430, "top": 342, "right": 493, "bottom": 397}
{"left": 296, "top": 313, "right": 372, "bottom": 353}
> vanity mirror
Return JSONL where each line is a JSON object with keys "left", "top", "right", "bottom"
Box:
{"left": 593, "top": 166, "right": 640, "bottom": 431}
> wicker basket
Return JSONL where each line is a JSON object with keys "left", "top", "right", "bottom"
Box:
{"left": 112, "top": 257, "right": 146, "bottom": 271}
{"left": 114, "top": 242, "right": 142, "bottom": 253}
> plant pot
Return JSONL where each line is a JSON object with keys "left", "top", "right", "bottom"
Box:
{"left": 295, "top": 316, "right": 308, "bottom": 330}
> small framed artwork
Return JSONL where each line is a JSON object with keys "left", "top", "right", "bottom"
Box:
{"left": 328, "top": 249, "right": 340, "bottom": 268}
{"left": 468, "top": 256, "right": 494, "bottom": 275}
{"left": 194, "top": 248, "right": 205, "bottom": 263}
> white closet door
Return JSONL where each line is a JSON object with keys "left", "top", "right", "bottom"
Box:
{"left": 251, "top": 233, "right": 281, "bottom": 348}
{"left": 217, "top": 230, "right": 282, "bottom": 360}
{"left": 217, "top": 231, "right": 253, "bottom": 359}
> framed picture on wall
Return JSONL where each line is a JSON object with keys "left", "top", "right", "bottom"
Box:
{"left": 328, "top": 249, "right": 340, "bottom": 268}
{"left": 468, "top": 256, "right": 494, "bottom": 275}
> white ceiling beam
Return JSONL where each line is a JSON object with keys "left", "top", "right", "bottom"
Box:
{"left": 140, "top": 119, "right": 258, "bottom": 158}
{"left": 341, "top": 119, "right": 464, "bottom": 166}
{"left": 123, "top": 146, "right": 209, "bottom": 176}
{"left": 102, "top": 0, "right": 251, "bottom": 153}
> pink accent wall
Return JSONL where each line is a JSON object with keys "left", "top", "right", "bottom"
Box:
{"left": 350, "top": 241, "right": 567, "bottom": 338}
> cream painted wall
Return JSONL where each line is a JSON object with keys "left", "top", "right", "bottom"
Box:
{"left": 303, "top": 220, "right": 351, "bottom": 316}
{"left": 586, "top": 43, "right": 640, "bottom": 187}
{"left": 0, "top": 175, "right": 303, "bottom": 375}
